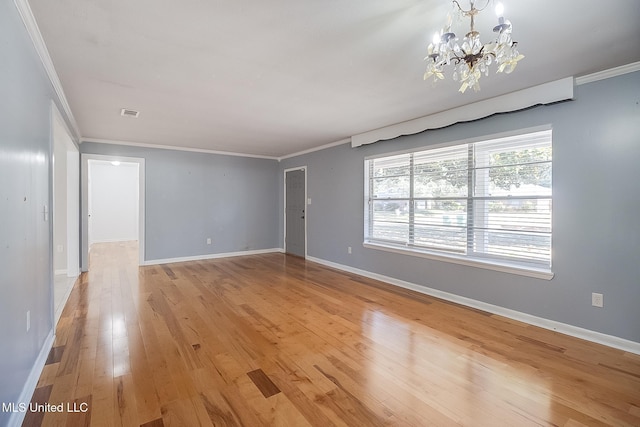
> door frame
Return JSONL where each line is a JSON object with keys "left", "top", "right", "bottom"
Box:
{"left": 81, "top": 153, "right": 145, "bottom": 271}
{"left": 50, "top": 102, "right": 80, "bottom": 325}
{"left": 283, "top": 166, "right": 307, "bottom": 258}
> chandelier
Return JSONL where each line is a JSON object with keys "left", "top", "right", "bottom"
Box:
{"left": 424, "top": 0, "right": 524, "bottom": 93}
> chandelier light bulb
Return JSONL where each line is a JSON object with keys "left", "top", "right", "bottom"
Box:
{"left": 495, "top": 2, "right": 504, "bottom": 18}
{"left": 432, "top": 32, "right": 441, "bottom": 45}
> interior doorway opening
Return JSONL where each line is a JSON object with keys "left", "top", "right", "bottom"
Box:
{"left": 51, "top": 103, "right": 79, "bottom": 325}
{"left": 81, "top": 154, "right": 145, "bottom": 271}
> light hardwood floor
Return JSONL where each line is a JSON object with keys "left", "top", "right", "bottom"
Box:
{"left": 24, "top": 242, "right": 640, "bottom": 426}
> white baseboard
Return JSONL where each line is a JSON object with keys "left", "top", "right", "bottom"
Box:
{"left": 306, "top": 256, "right": 640, "bottom": 355}
{"left": 8, "top": 329, "right": 55, "bottom": 427}
{"left": 55, "top": 275, "right": 77, "bottom": 326}
{"left": 143, "top": 248, "right": 283, "bottom": 266}
{"left": 54, "top": 270, "right": 79, "bottom": 280}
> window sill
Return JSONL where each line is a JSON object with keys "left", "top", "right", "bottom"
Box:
{"left": 363, "top": 241, "right": 554, "bottom": 280}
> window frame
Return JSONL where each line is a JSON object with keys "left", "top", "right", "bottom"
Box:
{"left": 363, "top": 127, "right": 554, "bottom": 280}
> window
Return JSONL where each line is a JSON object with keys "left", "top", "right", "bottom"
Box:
{"left": 364, "top": 129, "right": 552, "bottom": 275}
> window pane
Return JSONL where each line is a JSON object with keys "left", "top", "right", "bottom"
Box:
{"left": 372, "top": 154, "right": 410, "bottom": 178}
{"left": 372, "top": 176, "right": 410, "bottom": 198}
{"left": 414, "top": 225, "right": 467, "bottom": 253}
{"left": 471, "top": 131, "right": 552, "bottom": 265}
{"left": 372, "top": 154, "right": 411, "bottom": 199}
{"left": 414, "top": 170, "right": 468, "bottom": 197}
{"left": 370, "top": 200, "right": 409, "bottom": 243}
{"left": 414, "top": 200, "right": 467, "bottom": 252}
{"left": 414, "top": 200, "right": 467, "bottom": 227}
{"left": 473, "top": 230, "right": 551, "bottom": 262}
{"left": 475, "top": 134, "right": 552, "bottom": 197}
{"left": 372, "top": 199, "right": 410, "bottom": 215}
{"left": 487, "top": 146, "right": 552, "bottom": 166}
{"left": 414, "top": 146, "right": 468, "bottom": 197}
{"left": 472, "top": 198, "right": 552, "bottom": 262}
{"left": 478, "top": 199, "right": 552, "bottom": 233}
{"left": 481, "top": 163, "right": 552, "bottom": 196}
{"left": 475, "top": 131, "right": 552, "bottom": 166}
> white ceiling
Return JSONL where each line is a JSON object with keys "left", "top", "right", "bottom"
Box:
{"left": 29, "top": 0, "right": 640, "bottom": 158}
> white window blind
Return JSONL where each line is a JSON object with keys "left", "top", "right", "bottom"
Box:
{"left": 365, "top": 129, "right": 552, "bottom": 270}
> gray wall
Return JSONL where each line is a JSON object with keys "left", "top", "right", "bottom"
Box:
{"left": 0, "top": 3, "right": 57, "bottom": 425}
{"left": 280, "top": 71, "right": 640, "bottom": 343}
{"left": 80, "top": 143, "right": 280, "bottom": 262}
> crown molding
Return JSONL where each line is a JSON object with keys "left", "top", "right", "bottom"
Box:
{"left": 575, "top": 61, "right": 640, "bottom": 86}
{"left": 277, "top": 138, "right": 351, "bottom": 161}
{"left": 13, "top": 0, "right": 81, "bottom": 142}
{"left": 82, "top": 137, "right": 279, "bottom": 160}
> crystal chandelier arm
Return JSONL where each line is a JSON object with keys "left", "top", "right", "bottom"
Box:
{"left": 451, "top": 0, "right": 464, "bottom": 12}
{"left": 472, "top": 0, "right": 492, "bottom": 12}
{"left": 450, "top": 0, "right": 492, "bottom": 35}
{"left": 451, "top": 0, "right": 492, "bottom": 15}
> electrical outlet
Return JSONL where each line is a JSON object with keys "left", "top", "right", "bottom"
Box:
{"left": 592, "top": 292, "right": 603, "bottom": 308}
{"left": 348, "top": 246, "right": 352, "bottom": 254}
{"left": 26, "top": 310, "right": 30, "bottom": 332}
{"left": 206, "top": 238, "right": 212, "bottom": 245}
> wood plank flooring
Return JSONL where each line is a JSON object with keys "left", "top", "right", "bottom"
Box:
{"left": 23, "top": 242, "right": 640, "bottom": 426}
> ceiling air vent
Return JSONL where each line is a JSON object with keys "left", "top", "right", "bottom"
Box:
{"left": 120, "top": 108, "right": 140, "bottom": 118}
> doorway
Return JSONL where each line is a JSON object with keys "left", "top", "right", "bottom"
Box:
{"left": 284, "top": 167, "right": 307, "bottom": 258}
{"left": 88, "top": 160, "right": 139, "bottom": 246}
{"left": 81, "top": 154, "right": 145, "bottom": 271}
{"left": 51, "top": 103, "right": 79, "bottom": 324}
